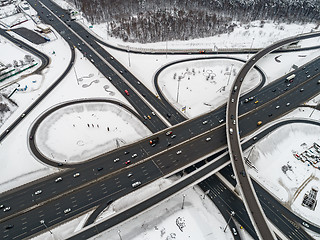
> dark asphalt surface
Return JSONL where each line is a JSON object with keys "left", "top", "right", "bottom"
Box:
{"left": 227, "top": 31, "right": 320, "bottom": 239}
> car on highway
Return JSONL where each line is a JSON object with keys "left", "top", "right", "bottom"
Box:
{"left": 171, "top": 134, "right": 176, "bottom": 139}
{"left": 248, "top": 97, "right": 254, "bottom": 101}
{"left": 219, "top": 119, "right": 224, "bottom": 123}
{"left": 300, "top": 88, "right": 304, "bottom": 92}
{"left": 268, "top": 113, "right": 273, "bottom": 117}
{"left": 147, "top": 115, "right": 151, "bottom": 119}
{"left": 286, "top": 102, "right": 290, "bottom": 106}
{"left": 231, "top": 98, "right": 234, "bottom": 103}
{"left": 132, "top": 181, "right": 141, "bottom": 188}
{"left": 97, "top": 167, "right": 103, "bottom": 171}
{"left": 202, "top": 120, "right": 208, "bottom": 125}
{"left": 0, "top": 204, "right": 4, "bottom": 209}
{"left": 34, "top": 190, "right": 42, "bottom": 195}
{"left": 132, "top": 153, "right": 138, "bottom": 158}
{"left": 73, "top": 173, "right": 80, "bottom": 178}
{"left": 166, "top": 130, "right": 173, "bottom": 136}
{"left": 3, "top": 207, "right": 11, "bottom": 212}
{"left": 257, "top": 121, "right": 262, "bottom": 126}
{"left": 124, "top": 151, "right": 130, "bottom": 155}
{"left": 64, "top": 208, "right": 71, "bottom": 214}
{"left": 29, "top": 135, "right": 33, "bottom": 140}
{"left": 240, "top": 170, "right": 246, "bottom": 177}
{"left": 275, "top": 105, "right": 280, "bottom": 109}
{"left": 244, "top": 98, "right": 249, "bottom": 103}
{"left": 167, "top": 142, "right": 171, "bottom": 147}
{"left": 143, "top": 115, "right": 147, "bottom": 120}
{"left": 125, "top": 160, "right": 131, "bottom": 165}
{"left": 127, "top": 173, "right": 133, "bottom": 177}
{"left": 232, "top": 228, "right": 237, "bottom": 235}
{"left": 124, "top": 90, "right": 129, "bottom": 96}
{"left": 302, "top": 222, "right": 309, "bottom": 228}
{"left": 254, "top": 100, "right": 259, "bottom": 104}
{"left": 253, "top": 137, "right": 258, "bottom": 141}
{"left": 176, "top": 150, "right": 182, "bottom": 155}
{"left": 114, "top": 158, "right": 120, "bottom": 163}
{"left": 4, "top": 224, "right": 14, "bottom": 229}
{"left": 55, "top": 177, "right": 63, "bottom": 183}
{"left": 205, "top": 137, "right": 211, "bottom": 142}
{"left": 229, "top": 128, "right": 233, "bottom": 135}
{"left": 166, "top": 113, "right": 171, "bottom": 118}
{"left": 151, "top": 111, "right": 156, "bottom": 116}
{"left": 233, "top": 120, "right": 236, "bottom": 125}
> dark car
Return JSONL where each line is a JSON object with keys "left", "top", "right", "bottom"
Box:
{"left": 97, "top": 167, "right": 103, "bottom": 171}
{"left": 4, "top": 224, "right": 13, "bottom": 229}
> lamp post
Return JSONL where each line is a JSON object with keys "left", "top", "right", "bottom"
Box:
{"left": 223, "top": 211, "right": 235, "bottom": 232}
{"left": 181, "top": 194, "right": 186, "bottom": 209}
{"left": 227, "top": 64, "right": 234, "bottom": 86}
{"left": 118, "top": 230, "right": 122, "bottom": 240}
{"left": 247, "top": 37, "right": 255, "bottom": 60}
{"left": 203, "top": 190, "right": 210, "bottom": 199}
{"left": 40, "top": 220, "right": 53, "bottom": 235}
{"left": 176, "top": 77, "right": 181, "bottom": 103}
{"left": 127, "top": 46, "right": 131, "bottom": 67}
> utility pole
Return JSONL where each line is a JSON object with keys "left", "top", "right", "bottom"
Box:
{"left": 40, "top": 220, "right": 53, "bottom": 235}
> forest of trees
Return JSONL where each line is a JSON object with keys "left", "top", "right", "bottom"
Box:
{"left": 66, "top": 0, "right": 320, "bottom": 43}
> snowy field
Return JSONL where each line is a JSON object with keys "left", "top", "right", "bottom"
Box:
{"left": 35, "top": 101, "right": 150, "bottom": 163}
{"left": 158, "top": 58, "right": 260, "bottom": 118}
{"left": 34, "top": 183, "right": 248, "bottom": 240}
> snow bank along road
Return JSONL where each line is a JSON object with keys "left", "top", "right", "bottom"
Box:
{"left": 1, "top": 54, "right": 320, "bottom": 239}
{"left": 227, "top": 31, "right": 320, "bottom": 240}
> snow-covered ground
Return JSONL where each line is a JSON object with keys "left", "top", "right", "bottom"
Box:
{"left": 0, "top": 0, "right": 320, "bottom": 239}
{"left": 35, "top": 101, "right": 150, "bottom": 163}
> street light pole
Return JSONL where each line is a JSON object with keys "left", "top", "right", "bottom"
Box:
{"left": 40, "top": 220, "right": 53, "bottom": 235}
{"left": 127, "top": 46, "right": 131, "bottom": 67}
{"left": 223, "top": 211, "right": 235, "bottom": 232}
{"left": 227, "top": 64, "right": 234, "bottom": 86}
{"left": 181, "top": 194, "right": 186, "bottom": 209}
{"left": 247, "top": 37, "right": 255, "bottom": 60}
{"left": 118, "top": 230, "right": 122, "bottom": 240}
{"left": 176, "top": 78, "right": 181, "bottom": 103}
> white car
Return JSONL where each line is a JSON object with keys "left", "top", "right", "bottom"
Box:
{"left": 302, "top": 222, "right": 309, "bottom": 228}
{"left": 232, "top": 228, "right": 237, "bottom": 235}
{"left": 132, "top": 181, "right": 141, "bottom": 188}
{"left": 34, "top": 190, "right": 42, "bottom": 195}
{"left": 219, "top": 119, "right": 224, "bottom": 123}
{"left": 176, "top": 150, "right": 182, "bottom": 155}
{"left": 114, "top": 158, "right": 120, "bottom": 163}
{"left": 73, "top": 173, "right": 80, "bottom": 178}
{"left": 275, "top": 105, "right": 280, "bottom": 109}
{"left": 55, "top": 177, "right": 63, "bottom": 183}
{"left": 151, "top": 111, "right": 156, "bottom": 116}
{"left": 64, "top": 208, "right": 71, "bottom": 214}
{"left": 132, "top": 153, "right": 138, "bottom": 158}
{"left": 3, "top": 207, "right": 11, "bottom": 212}
{"left": 205, "top": 137, "right": 211, "bottom": 142}
{"left": 286, "top": 102, "right": 290, "bottom": 106}
{"left": 127, "top": 173, "right": 133, "bottom": 177}
{"left": 202, "top": 120, "right": 208, "bottom": 125}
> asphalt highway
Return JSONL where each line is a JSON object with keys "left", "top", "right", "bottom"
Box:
{"left": 0, "top": 0, "right": 319, "bottom": 238}
{"left": 1, "top": 65, "right": 320, "bottom": 239}
{"left": 227, "top": 32, "right": 320, "bottom": 239}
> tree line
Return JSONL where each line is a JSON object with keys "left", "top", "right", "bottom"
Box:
{"left": 66, "top": 0, "right": 320, "bottom": 43}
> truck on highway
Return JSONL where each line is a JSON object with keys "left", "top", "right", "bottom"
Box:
{"left": 285, "top": 74, "right": 295, "bottom": 82}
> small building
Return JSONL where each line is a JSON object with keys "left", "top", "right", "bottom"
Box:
{"left": 302, "top": 186, "right": 318, "bottom": 210}
{"left": 36, "top": 24, "right": 51, "bottom": 33}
